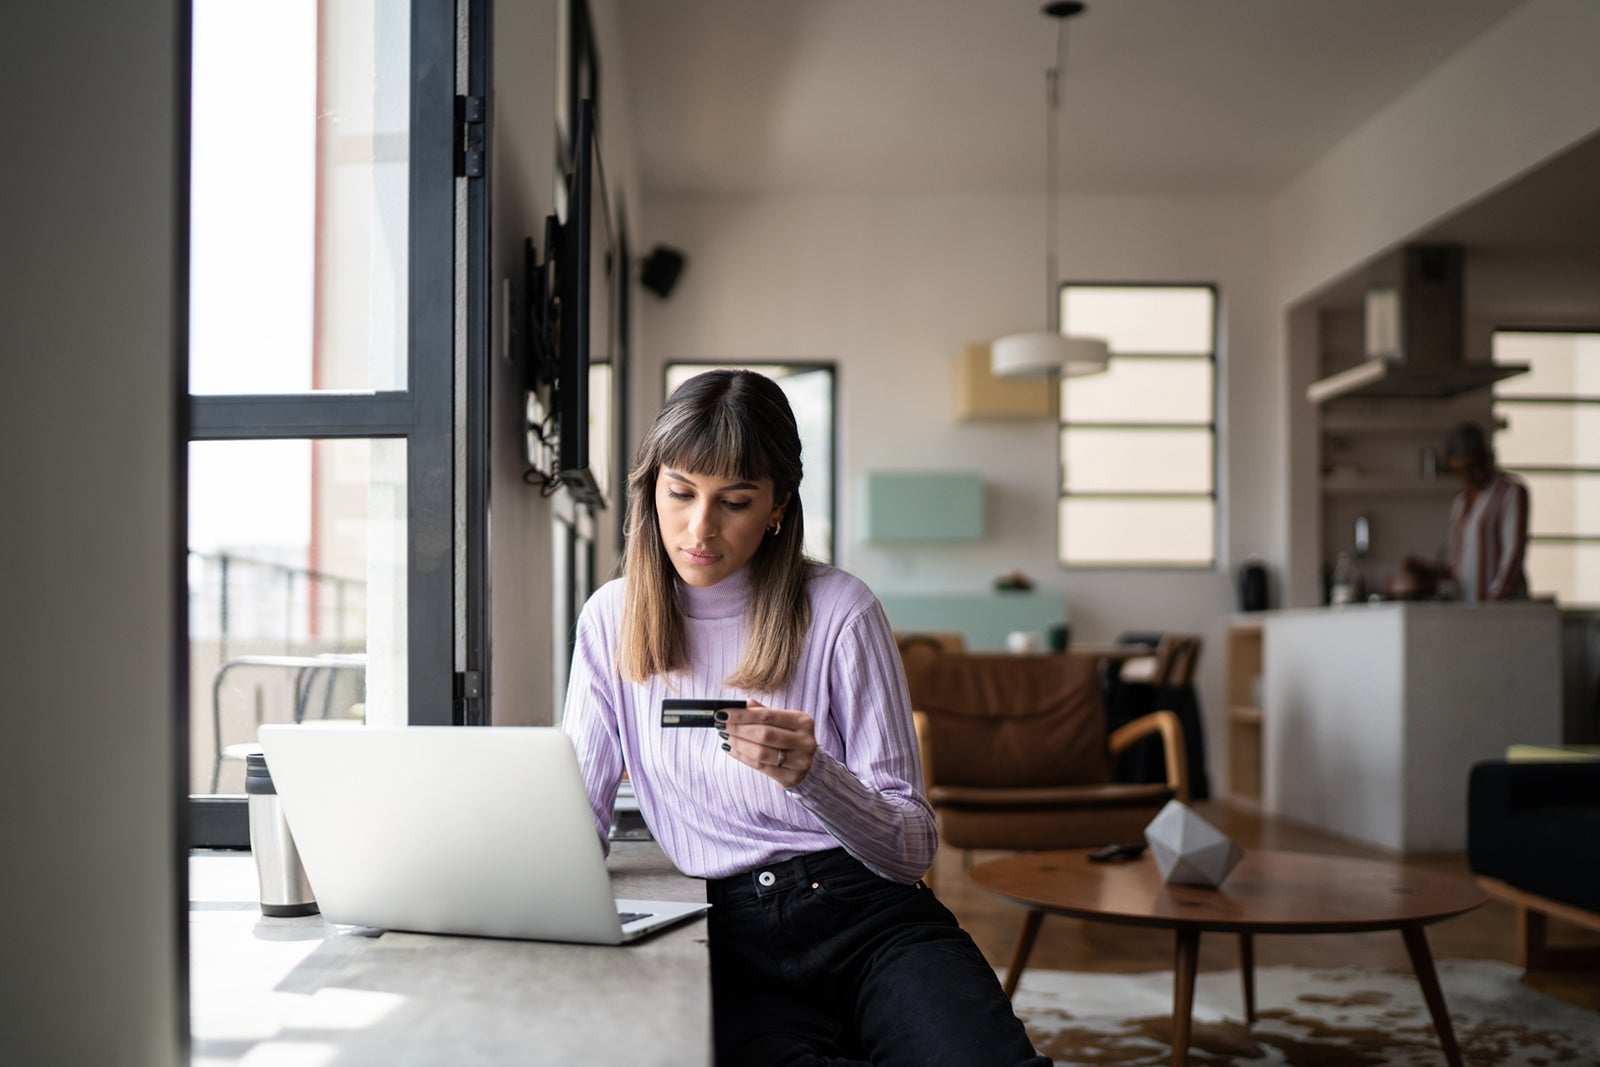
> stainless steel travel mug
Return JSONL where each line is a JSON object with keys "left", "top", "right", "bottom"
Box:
{"left": 245, "top": 751, "right": 318, "bottom": 917}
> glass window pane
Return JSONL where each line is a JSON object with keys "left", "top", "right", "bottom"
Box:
{"left": 1528, "top": 542, "right": 1600, "bottom": 607}
{"left": 1060, "top": 498, "right": 1215, "bottom": 566}
{"left": 189, "top": 0, "right": 410, "bottom": 394}
{"left": 1520, "top": 473, "right": 1600, "bottom": 537}
{"left": 1061, "top": 286, "right": 1215, "bottom": 355}
{"left": 1495, "top": 332, "right": 1600, "bottom": 399}
{"left": 1061, "top": 357, "right": 1213, "bottom": 424}
{"left": 188, "top": 438, "right": 406, "bottom": 794}
{"left": 1062, "top": 428, "right": 1214, "bottom": 494}
{"left": 1496, "top": 403, "right": 1600, "bottom": 468}
{"left": 589, "top": 362, "right": 613, "bottom": 506}
{"left": 664, "top": 363, "right": 835, "bottom": 564}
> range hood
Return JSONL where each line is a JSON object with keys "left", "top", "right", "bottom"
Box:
{"left": 1306, "top": 245, "right": 1528, "bottom": 404}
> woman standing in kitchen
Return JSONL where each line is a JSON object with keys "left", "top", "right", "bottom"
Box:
{"left": 1408, "top": 421, "right": 1530, "bottom": 602}
{"left": 562, "top": 369, "right": 1050, "bottom": 1067}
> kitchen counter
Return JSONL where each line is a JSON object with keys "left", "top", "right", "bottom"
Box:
{"left": 190, "top": 841, "right": 711, "bottom": 1066}
{"left": 1261, "top": 600, "right": 1561, "bottom": 852}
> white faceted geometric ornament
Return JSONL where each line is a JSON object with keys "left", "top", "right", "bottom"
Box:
{"left": 1143, "top": 800, "right": 1244, "bottom": 888}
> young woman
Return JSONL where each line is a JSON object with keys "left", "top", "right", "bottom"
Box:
{"left": 1405, "top": 421, "right": 1530, "bottom": 602}
{"left": 562, "top": 370, "right": 1049, "bottom": 1066}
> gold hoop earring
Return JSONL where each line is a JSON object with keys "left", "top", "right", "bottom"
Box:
{"left": 768, "top": 520, "right": 782, "bottom": 537}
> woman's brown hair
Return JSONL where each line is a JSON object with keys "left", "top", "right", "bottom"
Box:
{"left": 618, "top": 370, "right": 811, "bottom": 692}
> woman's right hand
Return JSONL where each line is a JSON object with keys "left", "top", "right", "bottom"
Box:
{"left": 716, "top": 701, "right": 817, "bottom": 790}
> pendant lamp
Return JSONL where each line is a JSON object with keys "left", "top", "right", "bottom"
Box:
{"left": 992, "top": 1, "right": 1109, "bottom": 380}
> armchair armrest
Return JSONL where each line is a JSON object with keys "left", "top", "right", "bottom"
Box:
{"left": 911, "top": 710, "right": 933, "bottom": 799}
{"left": 1108, "top": 710, "right": 1190, "bottom": 804}
{"left": 1471, "top": 757, "right": 1600, "bottom": 812}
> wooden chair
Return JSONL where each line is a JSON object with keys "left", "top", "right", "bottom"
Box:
{"left": 900, "top": 646, "right": 1189, "bottom": 995}
{"left": 1109, "top": 633, "right": 1211, "bottom": 800}
{"left": 894, "top": 630, "right": 967, "bottom": 656}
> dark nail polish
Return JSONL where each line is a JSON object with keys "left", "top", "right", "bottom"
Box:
{"left": 717, "top": 731, "right": 728, "bottom": 741}
{"left": 720, "top": 742, "right": 731, "bottom": 751}
{"left": 714, "top": 710, "right": 729, "bottom": 723}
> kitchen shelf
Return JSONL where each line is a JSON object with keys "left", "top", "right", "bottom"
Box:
{"left": 1321, "top": 413, "right": 1507, "bottom": 436}
{"left": 1322, "top": 476, "right": 1457, "bottom": 494}
{"left": 1226, "top": 624, "right": 1264, "bottom": 803}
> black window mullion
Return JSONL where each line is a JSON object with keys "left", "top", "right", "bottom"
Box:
{"left": 189, "top": 392, "right": 415, "bottom": 439}
{"left": 406, "top": 0, "right": 459, "bottom": 726}
{"left": 459, "top": 0, "right": 491, "bottom": 726}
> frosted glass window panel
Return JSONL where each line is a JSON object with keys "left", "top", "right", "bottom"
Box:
{"left": 189, "top": 0, "right": 410, "bottom": 394}
{"left": 1061, "top": 286, "right": 1215, "bottom": 355}
{"left": 1060, "top": 498, "right": 1216, "bottom": 566}
{"left": 1061, "top": 428, "right": 1214, "bottom": 494}
{"left": 1060, "top": 357, "right": 1213, "bottom": 424}
{"left": 187, "top": 438, "right": 406, "bottom": 793}
{"left": 1497, "top": 403, "right": 1600, "bottom": 468}
{"left": 589, "top": 362, "right": 613, "bottom": 506}
{"left": 1494, "top": 332, "right": 1600, "bottom": 399}
{"left": 1521, "top": 474, "right": 1600, "bottom": 537}
{"left": 783, "top": 368, "right": 836, "bottom": 565}
{"left": 1527, "top": 542, "right": 1600, "bottom": 607}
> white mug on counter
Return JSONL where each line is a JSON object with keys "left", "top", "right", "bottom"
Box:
{"left": 1005, "top": 630, "right": 1042, "bottom": 654}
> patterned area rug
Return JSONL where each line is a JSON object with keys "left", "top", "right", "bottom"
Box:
{"left": 1012, "top": 960, "right": 1600, "bottom": 1066}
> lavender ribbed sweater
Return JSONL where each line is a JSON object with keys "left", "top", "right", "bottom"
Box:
{"left": 561, "top": 564, "right": 937, "bottom": 883}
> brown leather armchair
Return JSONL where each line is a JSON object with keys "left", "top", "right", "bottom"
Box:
{"left": 902, "top": 647, "right": 1189, "bottom": 867}
{"left": 902, "top": 647, "right": 1190, "bottom": 996}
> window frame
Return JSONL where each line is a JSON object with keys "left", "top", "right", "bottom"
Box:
{"left": 1492, "top": 327, "right": 1600, "bottom": 606}
{"left": 186, "top": 0, "right": 484, "bottom": 846}
{"left": 1055, "top": 281, "right": 1220, "bottom": 571}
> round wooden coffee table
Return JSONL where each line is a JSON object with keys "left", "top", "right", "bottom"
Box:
{"left": 968, "top": 848, "right": 1487, "bottom": 1067}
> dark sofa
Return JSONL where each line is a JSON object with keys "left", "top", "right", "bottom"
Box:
{"left": 1467, "top": 758, "right": 1600, "bottom": 968}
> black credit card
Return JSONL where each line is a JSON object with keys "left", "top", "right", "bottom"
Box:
{"left": 660, "top": 698, "right": 747, "bottom": 728}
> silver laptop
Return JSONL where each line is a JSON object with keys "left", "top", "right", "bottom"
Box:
{"left": 257, "top": 724, "right": 709, "bottom": 944}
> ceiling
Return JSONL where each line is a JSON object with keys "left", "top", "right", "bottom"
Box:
{"left": 615, "top": 0, "right": 1528, "bottom": 197}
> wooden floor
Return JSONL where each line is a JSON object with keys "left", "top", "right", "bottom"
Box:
{"left": 933, "top": 798, "right": 1600, "bottom": 1014}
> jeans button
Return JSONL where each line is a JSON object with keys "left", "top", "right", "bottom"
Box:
{"left": 757, "top": 870, "right": 776, "bottom": 887}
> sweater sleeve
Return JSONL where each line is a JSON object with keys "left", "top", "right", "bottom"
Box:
{"left": 559, "top": 592, "right": 626, "bottom": 855}
{"left": 785, "top": 602, "right": 938, "bottom": 883}
{"left": 1488, "top": 479, "right": 1530, "bottom": 600}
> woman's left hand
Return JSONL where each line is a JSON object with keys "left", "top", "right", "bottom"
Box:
{"left": 717, "top": 701, "right": 816, "bottom": 788}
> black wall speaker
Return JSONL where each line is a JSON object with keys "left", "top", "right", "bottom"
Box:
{"left": 640, "top": 245, "right": 686, "bottom": 299}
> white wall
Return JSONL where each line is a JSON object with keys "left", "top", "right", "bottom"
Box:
{"left": 488, "top": 0, "right": 646, "bottom": 725}
{"left": 1269, "top": 0, "right": 1600, "bottom": 308}
{"left": 0, "top": 1, "right": 185, "bottom": 1063}
{"left": 640, "top": 189, "right": 1279, "bottom": 794}
{"left": 488, "top": 0, "right": 561, "bottom": 724}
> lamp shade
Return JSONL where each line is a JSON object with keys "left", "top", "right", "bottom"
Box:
{"left": 991, "top": 332, "right": 1110, "bottom": 378}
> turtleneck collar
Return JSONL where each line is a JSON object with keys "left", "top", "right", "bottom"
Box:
{"left": 678, "top": 564, "right": 752, "bottom": 620}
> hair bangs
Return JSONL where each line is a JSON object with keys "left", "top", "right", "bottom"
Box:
{"left": 658, "top": 399, "right": 775, "bottom": 485}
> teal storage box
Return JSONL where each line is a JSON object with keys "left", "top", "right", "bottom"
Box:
{"left": 860, "top": 471, "right": 983, "bottom": 542}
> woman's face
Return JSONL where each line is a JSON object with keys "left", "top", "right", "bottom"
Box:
{"left": 655, "top": 466, "right": 788, "bottom": 588}
{"left": 1448, "top": 453, "right": 1491, "bottom": 490}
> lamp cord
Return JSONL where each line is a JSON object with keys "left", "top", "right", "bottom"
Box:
{"left": 1044, "top": 17, "right": 1071, "bottom": 333}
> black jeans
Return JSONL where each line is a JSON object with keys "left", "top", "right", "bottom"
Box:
{"left": 706, "top": 848, "right": 1051, "bottom": 1067}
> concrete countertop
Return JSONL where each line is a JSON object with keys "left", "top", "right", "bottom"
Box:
{"left": 1252, "top": 600, "right": 1560, "bottom": 621}
{"left": 190, "top": 841, "right": 710, "bottom": 1066}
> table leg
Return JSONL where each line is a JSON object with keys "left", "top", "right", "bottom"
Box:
{"left": 1171, "top": 928, "right": 1200, "bottom": 1067}
{"left": 1237, "top": 932, "right": 1256, "bottom": 1024}
{"left": 1002, "top": 909, "right": 1045, "bottom": 999}
{"left": 1400, "top": 924, "right": 1463, "bottom": 1067}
